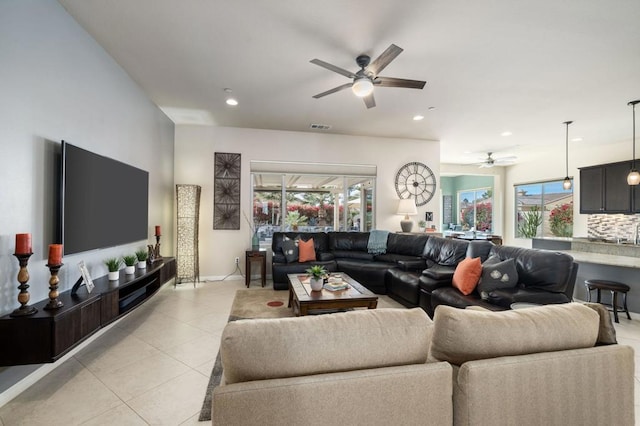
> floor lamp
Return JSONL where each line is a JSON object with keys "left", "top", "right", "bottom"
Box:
{"left": 176, "top": 184, "right": 201, "bottom": 286}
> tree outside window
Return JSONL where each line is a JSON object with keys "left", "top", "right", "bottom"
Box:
{"left": 515, "top": 180, "right": 573, "bottom": 238}
{"left": 459, "top": 188, "right": 492, "bottom": 232}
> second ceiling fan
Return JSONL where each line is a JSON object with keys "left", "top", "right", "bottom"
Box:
{"left": 310, "top": 44, "right": 426, "bottom": 109}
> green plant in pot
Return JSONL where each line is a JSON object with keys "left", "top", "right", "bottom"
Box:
{"left": 105, "top": 257, "right": 123, "bottom": 281}
{"left": 418, "top": 220, "right": 427, "bottom": 231}
{"left": 135, "top": 248, "right": 148, "bottom": 269}
{"left": 123, "top": 254, "right": 138, "bottom": 275}
{"left": 306, "top": 265, "right": 327, "bottom": 291}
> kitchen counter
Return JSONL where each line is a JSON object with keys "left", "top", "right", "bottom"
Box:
{"left": 562, "top": 250, "right": 640, "bottom": 269}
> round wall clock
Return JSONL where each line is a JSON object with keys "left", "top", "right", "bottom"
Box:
{"left": 394, "top": 161, "right": 436, "bottom": 206}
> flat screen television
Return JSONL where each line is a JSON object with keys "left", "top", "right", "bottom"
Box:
{"left": 59, "top": 141, "right": 149, "bottom": 256}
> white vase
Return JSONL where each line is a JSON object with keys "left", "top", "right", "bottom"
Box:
{"left": 108, "top": 271, "right": 119, "bottom": 281}
{"left": 137, "top": 261, "right": 147, "bottom": 269}
{"left": 125, "top": 265, "right": 135, "bottom": 275}
{"left": 310, "top": 277, "right": 324, "bottom": 291}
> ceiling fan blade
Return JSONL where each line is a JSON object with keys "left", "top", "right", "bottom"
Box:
{"left": 312, "top": 82, "right": 353, "bottom": 99}
{"left": 310, "top": 59, "right": 356, "bottom": 78}
{"left": 374, "top": 76, "right": 426, "bottom": 89}
{"left": 363, "top": 93, "right": 376, "bottom": 109}
{"left": 494, "top": 156, "right": 517, "bottom": 162}
{"left": 367, "top": 44, "right": 403, "bottom": 76}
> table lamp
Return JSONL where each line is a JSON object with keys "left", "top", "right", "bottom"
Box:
{"left": 397, "top": 198, "right": 417, "bottom": 232}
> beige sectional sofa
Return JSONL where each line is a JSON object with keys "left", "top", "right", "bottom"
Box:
{"left": 212, "top": 304, "right": 635, "bottom": 426}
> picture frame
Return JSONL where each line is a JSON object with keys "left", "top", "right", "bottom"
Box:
{"left": 78, "top": 260, "right": 95, "bottom": 293}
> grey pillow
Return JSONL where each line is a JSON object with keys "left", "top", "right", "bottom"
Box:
{"left": 478, "top": 256, "right": 518, "bottom": 298}
{"left": 281, "top": 237, "right": 299, "bottom": 263}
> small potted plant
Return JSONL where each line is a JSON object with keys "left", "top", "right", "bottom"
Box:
{"left": 418, "top": 220, "right": 427, "bottom": 232}
{"left": 105, "top": 257, "right": 122, "bottom": 281}
{"left": 306, "top": 265, "right": 327, "bottom": 291}
{"left": 135, "top": 248, "right": 148, "bottom": 269}
{"left": 123, "top": 254, "right": 137, "bottom": 275}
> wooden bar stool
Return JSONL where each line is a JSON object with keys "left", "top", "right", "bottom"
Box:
{"left": 584, "top": 279, "right": 631, "bottom": 323}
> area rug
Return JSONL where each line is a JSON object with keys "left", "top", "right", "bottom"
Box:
{"left": 198, "top": 288, "right": 293, "bottom": 421}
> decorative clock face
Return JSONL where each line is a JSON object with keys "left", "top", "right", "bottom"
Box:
{"left": 395, "top": 162, "right": 436, "bottom": 206}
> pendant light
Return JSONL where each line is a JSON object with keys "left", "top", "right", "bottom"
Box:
{"left": 562, "top": 121, "right": 573, "bottom": 190}
{"left": 628, "top": 100, "right": 640, "bottom": 186}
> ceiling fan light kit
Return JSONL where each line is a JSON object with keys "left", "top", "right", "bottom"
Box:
{"left": 311, "top": 44, "right": 426, "bottom": 109}
{"left": 352, "top": 77, "right": 374, "bottom": 97}
{"left": 627, "top": 100, "right": 640, "bottom": 186}
{"left": 563, "top": 120, "right": 573, "bottom": 190}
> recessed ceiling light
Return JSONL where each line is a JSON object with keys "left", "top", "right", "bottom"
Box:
{"left": 413, "top": 115, "right": 424, "bottom": 121}
{"left": 428, "top": 107, "right": 436, "bottom": 111}
{"left": 226, "top": 98, "right": 238, "bottom": 106}
{"left": 501, "top": 131, "right": 512, "bottom": 137}
{"left": 571, "top": 137, "right": 583, "bottom": 142}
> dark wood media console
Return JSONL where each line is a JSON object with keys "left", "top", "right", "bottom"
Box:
{"left": 0, "top": 257, "right": 176, "bottom": 366}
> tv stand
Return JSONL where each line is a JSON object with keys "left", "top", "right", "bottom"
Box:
{"left": 0, "top": 257, "right": 175, "bottom": 366}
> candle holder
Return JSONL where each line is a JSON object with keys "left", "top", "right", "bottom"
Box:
{"left": 10, "top": 253, "right": 38, "bottom": 317}
{"left": 44, "top": 263, "right": 64, "bottom": 310}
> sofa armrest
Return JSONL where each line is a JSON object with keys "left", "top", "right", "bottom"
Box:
{"left": 272, "top": 253, "right": 286, "bottom": 264}
{"left": 214, "top": 363, "right": 453, "bottom": 426}
{"left": 422, "top": 265, "right": 455, "bottom": 281}
{"left": 486, "top": 287, "right": 571, "bottom": 308}
{"left": 397, "top": 259, "right": 427, "bottom": 271}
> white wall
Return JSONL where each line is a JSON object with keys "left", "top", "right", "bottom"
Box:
{"left": 503, "top": 140, "right": 631, "bottom": 246}
{"left": 175, "top": 125, "right": 440, "bottom": 279}
{"left": 0, "top": 0, "right": 174, "bottom": 391}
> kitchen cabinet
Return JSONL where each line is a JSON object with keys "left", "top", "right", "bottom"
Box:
{"left": 579, "top": 161, "right": 632, "bottom": 213}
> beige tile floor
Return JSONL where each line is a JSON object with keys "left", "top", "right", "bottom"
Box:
{"left": 0, "top": 279, "right": 637, "bottom": 425}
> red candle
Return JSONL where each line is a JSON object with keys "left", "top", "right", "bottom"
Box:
{"left": 155, "top": 225, "right": 161, "bottom": 236}
{"left": 15, "top": 233, "right": 32, "bottom": 254}
{"left": 48, "top": 244, "right": 63, "bottom": 265}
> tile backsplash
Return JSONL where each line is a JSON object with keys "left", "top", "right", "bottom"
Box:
{"left": 587, "top": 214, "right": 640, "bottom": 241}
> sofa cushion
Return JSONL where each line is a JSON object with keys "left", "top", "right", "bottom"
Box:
{"left": 477, "top": 256, "right": 518, "bottom": 298}
{"left": 429, "top": 303, "right": 599, "bottom": 365}
{"left": 452, "top": 257, "right": 482, "bottom": 295}
{"left": 386, "top": 233, "right": 429, "bottom": 256}
{"left": 281, "top": 237, "right": 299, "bottom": 263}
{"left": 221, "top": 308, "right": 433, "bottom": 384}
{"left": 423, "top": 236, "right": 469, "bottom": 266}
{"left": 488, "top": 245, "right": 573, "bottom": 293}
{"left": 298, "top": 238, "right": 316, "bottom": 262}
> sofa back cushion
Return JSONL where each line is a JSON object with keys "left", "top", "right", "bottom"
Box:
{"left": 488, "top": 245, "right": 573, "bottom": 293}
{"left": 386, "top": 233, "right": 429, "bottom": 256}
{"left": 221, "top": 308, "right": 433, "bottom": 384}
{"left": 329, "top": 232, "right": 370, "bottom": 252}
{"left": 423, "top": 236, "right": 469, "bottom": 266}
{"left": 429, "top": 303, "right": 599, "bottom": 365}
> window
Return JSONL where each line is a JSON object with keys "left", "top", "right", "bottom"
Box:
{"left": 515, "top": 179, "right": 573, "bottom": 238}
{"left": 458, "top": 188, "right": 493, "bottom": 232}
{"left": 250, "top": 168, "right": 375, "bottom": 247}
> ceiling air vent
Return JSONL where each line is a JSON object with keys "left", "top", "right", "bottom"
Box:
{"left": 309, "top": 123, "right": 332, "bottom": 130}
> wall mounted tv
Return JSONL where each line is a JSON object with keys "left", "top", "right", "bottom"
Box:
{"left": 60, "top": 141, "right": 149, "bottom": 256}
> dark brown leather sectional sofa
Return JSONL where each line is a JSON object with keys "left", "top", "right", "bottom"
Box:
{"left": 271, "top": 232, "right": 578, "bottom": 316}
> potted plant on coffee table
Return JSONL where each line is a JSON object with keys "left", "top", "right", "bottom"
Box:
{"left": 306, "top": 265, "right": 327, "bottom": 291}
{"left": 123, "top": 254, "right": 137, "bottom": 275}
{"left": 135, "top": 248, "right": 148, "bottom": 269}
{"left": 105, "top": 257, "right": 123, "bottom": 281}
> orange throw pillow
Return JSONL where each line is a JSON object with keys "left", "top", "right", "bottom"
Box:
{"left": 452, "top": 257, "right": 482, "bottom": 295}
{"left": 298, "top": 238, "right": 316, "bottom": 262}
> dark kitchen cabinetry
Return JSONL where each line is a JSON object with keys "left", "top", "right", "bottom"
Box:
{"left": 580, "top": 161, "right": 632, "bottom": 213}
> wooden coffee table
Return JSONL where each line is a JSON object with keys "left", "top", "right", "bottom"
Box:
{"left": 287, "top": 272, "right": 378, "bottom": 316}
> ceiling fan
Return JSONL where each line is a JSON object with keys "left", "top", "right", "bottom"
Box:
{"left": 476, "top": 152, "right": 517, "bottom": 168}
{"left": 310, "top": 44, "right": 426, "bottom": 109}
